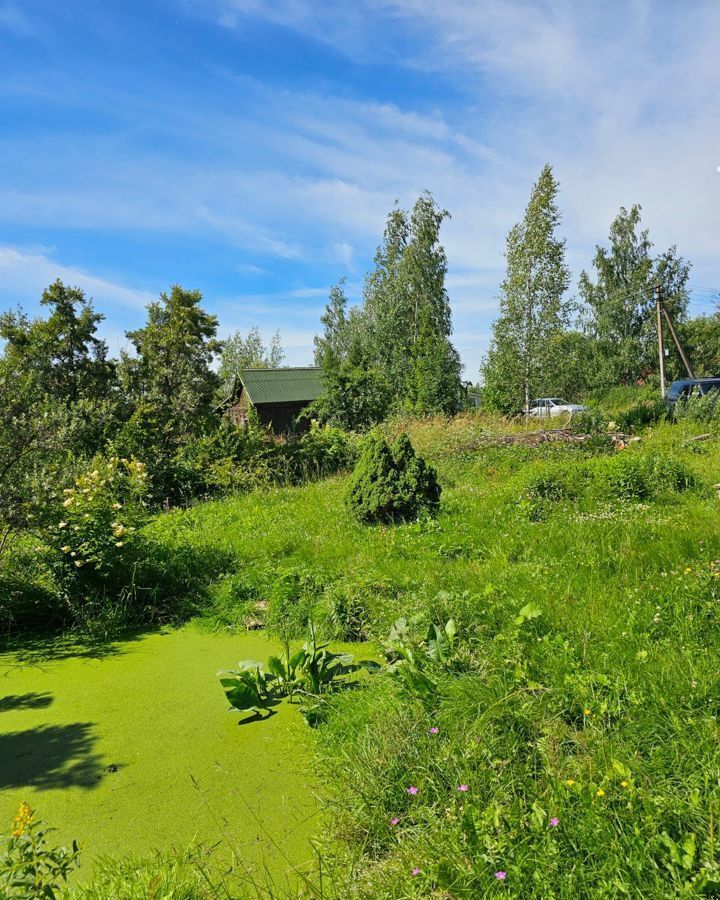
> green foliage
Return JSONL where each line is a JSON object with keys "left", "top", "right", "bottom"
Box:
{"left": 593, "top": 451, "right": 694, "bottom": 500}
{"left": 115, "top": 285, "right": 222, "bottom": 497}
{"left": 482, "top": 164, "right": 572, "bottom": 412}
{"left": 314, "top": 194, "right": 463, "bottom": 425}
{"left": 45, "top": 456, "right": 150, "bottom": 621}
{"left": 218, "top": 624, "right": 374, "bottom": 722}
{"left": 615, "top": 396, "right": 669, "bottom": 432}
{"left": 217, "top": 326, "right": 284, "bottom": 393}
{"left": 383, "top": 616, "right": 460, "bottom": 701}
{"left": 673, "top": 390, "right": 720, "bottom": 425}
{"left": 0, "top": 282, "right": 120, "bottom": 539}
{"left": 0, "top": 279, "right": 113, "bottom": 407}
{"left": 579, "top": 204, "right": 691, "bottom": 389}
{"left": 681, "top": 310, "right": 720, "bottom": 377}
{"left": 567, "top": 406, "right": 609, "bottom": 435}
{"left": 519, "top": 449, "right": 694, "bottom": 515}
{"left": 345, "top": 433, "right": 441, "bottom": 524}
{"left": 73, "top": 851, "right": 215, "bottom": 899}
{"left": 0, "top": 802, "right": 80, "bottom": 898}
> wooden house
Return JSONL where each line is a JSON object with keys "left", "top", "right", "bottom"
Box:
{"left": 218, "top": 367, "right": 325, "bottom": 433}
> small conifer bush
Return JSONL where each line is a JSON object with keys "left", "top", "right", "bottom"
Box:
{"left": 345, "top": 433, "right": 441, "bottom": 523}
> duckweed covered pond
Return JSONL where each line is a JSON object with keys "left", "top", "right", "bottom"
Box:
{"left": 0, "top": 625, "right": 319, "bottom": 886}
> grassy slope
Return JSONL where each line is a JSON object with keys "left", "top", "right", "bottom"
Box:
{"left": 149, "top": 414, "right": 720, "bottom": 897}
{"left": 0, "top": 626, "right": 318, "bottom": 892}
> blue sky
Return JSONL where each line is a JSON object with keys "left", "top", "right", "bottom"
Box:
{"left": 1, "top": 0, "right": 719, "bottom": 374}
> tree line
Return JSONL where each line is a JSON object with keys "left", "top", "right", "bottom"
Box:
{"left": 2, "top": 171, "right": 719, "bottom": 539}
{"left": 482, "top": 164, "right": 719, "bottom": 412}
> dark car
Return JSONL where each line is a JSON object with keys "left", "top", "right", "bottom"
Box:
{"left": 667, "top": 378, "right": 720, "bottom": 402}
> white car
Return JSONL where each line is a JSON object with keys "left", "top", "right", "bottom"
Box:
{"left": 527, "top": 398, "right": 589, "bottom": 418}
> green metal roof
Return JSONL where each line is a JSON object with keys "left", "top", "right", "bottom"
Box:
{"left": 240, "top": 367, "right": 325, "bottom": 405}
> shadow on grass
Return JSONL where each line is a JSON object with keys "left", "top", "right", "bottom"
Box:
{"left": 0, "top": 692, "right": 54, "bottom": 713}
{"left": 0, "top": 626, "right": 156, "bottom": 669}
{"left": 0, "top": 722, "right": 105, "bottom": 790}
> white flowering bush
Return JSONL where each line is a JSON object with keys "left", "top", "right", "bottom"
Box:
{"left": 48, "top": 456, "right": 149, "bottom": 618}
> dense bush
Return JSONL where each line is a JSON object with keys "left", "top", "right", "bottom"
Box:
{"left": 43, "top": 456, "right": 151, "bottom": 629}
{"left": 673, "top": 391, "right": 720, "bottom": 425}
{"left": 157, "top": 420, "right": 358, "bottom": 504}
{"left": 593, "top": 451, "right": 694, "bottom": 500}
{"left": 615, "top": 397, "right": 669, "bottom": 432}
{"left": 345, "top": 433, "right": 441, "bottom": 524}
{"left": 568, "top": 407, "right": 609, "bottom": 435}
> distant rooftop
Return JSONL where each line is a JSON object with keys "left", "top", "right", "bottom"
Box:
{"left": 240, "top": 367, "right": 325, "bottom": 405}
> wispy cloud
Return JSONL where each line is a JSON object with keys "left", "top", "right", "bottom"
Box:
{"left": 0, "top": 246, "right": 154, "bottom": 311}
{"left": 2, "top": 1, "right": 719, "bottom": 375}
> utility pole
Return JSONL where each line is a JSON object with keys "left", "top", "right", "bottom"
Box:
{"left": 662, "top": 305, "right": 695, "bottom": 379}
{"left": 655, "top": 284, "right": 666, "bottom": 399}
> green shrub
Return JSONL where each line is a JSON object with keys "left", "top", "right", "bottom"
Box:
{"left": 516, "top": 451, "right": 695, "bottom": 516}
{"left": 595, "top": 453, "right": 653, "bottom": 500}
{"left": 592, "top": 451, "right": 694, "bottom": 501}
{"left": 568, "top": 407, "right": 609, "bottom": 435}
{"left": 45, "top": 456, "right": 150, "bottom": 626}
{"left": 167, "top": 421, "right": 357, "bottom": 502}
{"left": 615, "top": 397, "right": 669, "bottom": 432}
{"left": 519, "top": 463, "right": 586, "bottom": 520}
{"left": 345, "top": 433, "right": 441, "bottom": 524}
{"left": 673, "top": 391, "right": 720, "bottom": 425}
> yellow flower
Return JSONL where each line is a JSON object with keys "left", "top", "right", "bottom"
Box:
{"left": 58, "top": 521, "right": 67, "bottom": 529}
{"left": 115, "top": 541, "right": 124, "bottom": 548}
{"left": 596, "top": 788, "right": 605, "bottom": 797}
{"left": 62, "top": 498, "right": 73, "bottom": 507}
{"left": 12, "top": 801, "right": 33, "bottom": 837}
{"left": 684, "top": 567, "right": 692, "bottom": 575}
{"left": 583, "top": 708, "right": 591, "bottom": 716}
{"left": 112, "top": 502, "right": 122, "bottom": 510}
{"left": 565, "top": 778, "right": 576, "bottom": 786}
{"left": 61, "top": 545, "right": 71, "bottom": 553}
{"left": 620, "top": 780, "right": 629, "bottom": 788}
{"left": 74, "top": 560, "right": 85, "bottom": 568}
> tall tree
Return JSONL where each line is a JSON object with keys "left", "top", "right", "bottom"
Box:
{"left": 579, "top": 204, "right": 691, "bottom": 387}
{"left": 0, "top": 279, "right": 113, "bottom": 406}
{"left": 218, "top": 327, "right": 285, "bottom": 391}
{"left": 120, "top": 285, "right": 222, "bottom": 447}
{"left": 483, "top": 165, "right": 571, "bottom": 412}
{"left": 316, "top": 192, "right": 463, "bottom": 425}
{"left": 314, "top": 279, "right": 351, "bottom": 371}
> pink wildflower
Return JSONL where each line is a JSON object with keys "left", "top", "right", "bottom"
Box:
{"left": 429, "top": 726, "right": 439, "bottom": 734}
{"left": 495, "top": 871, "right": 507, "bottom": 880}
{"left": 411, "top": 867, "right": 421, "bottom": 877}
{"left": 406, "top": 786, "right": 418, "bottom": 795}
{"left": 458, "top": 784, "right": 469, "bottom": 792}
{"left": 390, "top": 817, "right": 400, "bottom": 826}
{"left": 549, "top": 817, "right": 559, "bottom": 827}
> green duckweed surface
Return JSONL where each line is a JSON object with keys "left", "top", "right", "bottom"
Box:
{"left": 0, "top": 625, "right": 319, "bottom": 885}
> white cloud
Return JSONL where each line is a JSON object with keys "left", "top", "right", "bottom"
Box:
{"left": 0, "top": 246, "right": 154, "bottom": 311}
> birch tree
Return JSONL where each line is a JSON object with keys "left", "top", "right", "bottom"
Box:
{"left": 483, "top": 165, "right": 571, "bottom": 412}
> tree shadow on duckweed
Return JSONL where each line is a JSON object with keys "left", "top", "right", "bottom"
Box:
{"left": 0, "top": 624, "right": 161, "bottom": 670}
{"left": 0, "top": 692, "right": 54, "bottom": 713}
{"left": 0, "top": 722, "right": 105, "bottom": 790}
